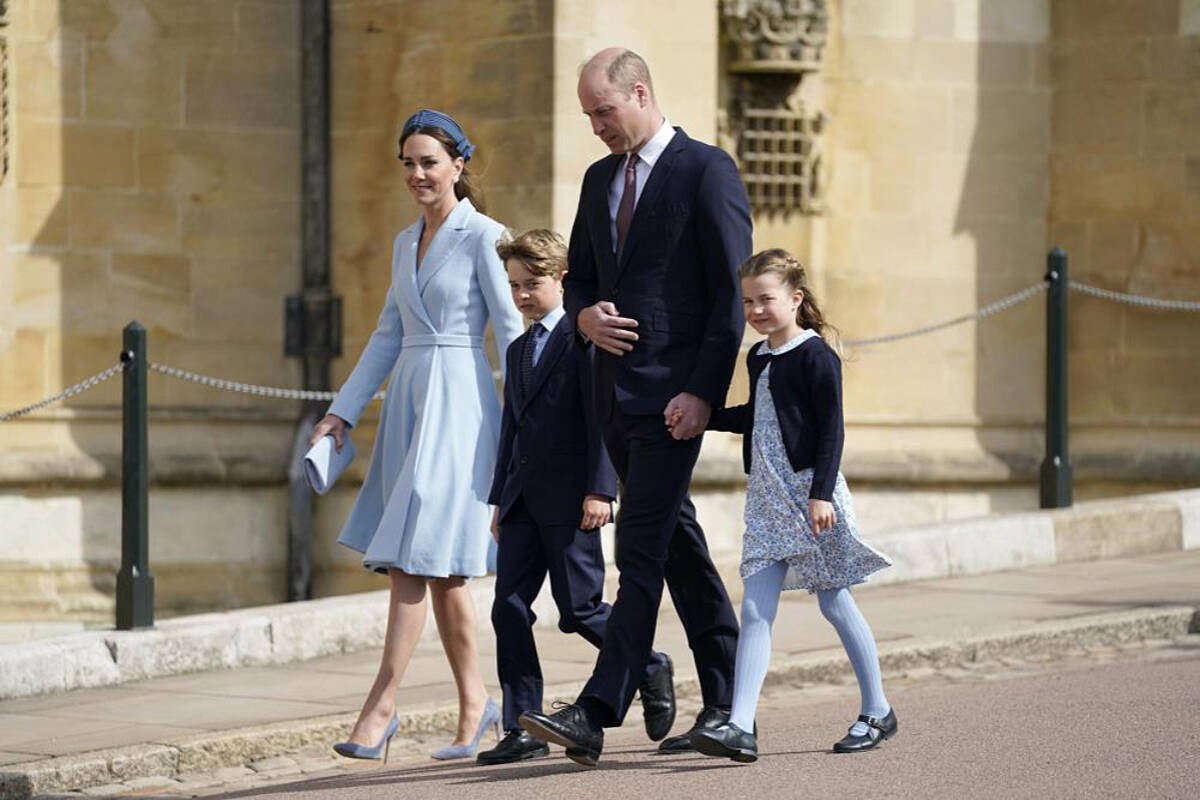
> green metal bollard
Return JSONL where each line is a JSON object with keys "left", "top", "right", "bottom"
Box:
{"left": 116, "top": 321, "right": 155, "bottom": 629}
{"left": 1039, "top": 249, "right": 1073, "bottom": 509}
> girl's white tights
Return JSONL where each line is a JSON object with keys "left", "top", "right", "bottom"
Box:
{"left": 729, "top": 562, "right": 890, "bottom": 736}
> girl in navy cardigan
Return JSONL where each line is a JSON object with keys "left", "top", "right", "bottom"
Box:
{"left": 678, "top": 249, "right": 895, "bottom": 762}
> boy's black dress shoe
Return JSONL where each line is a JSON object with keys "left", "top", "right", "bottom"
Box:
{"left": 476, "top": 729, "right": 549, "bottom": 765}
{"left": 639, "top": 654, "right": 676, "bottom": 741}
{"left": 657, "top": 705, "right": 730, "bottom": 754}
{"left": 690, "top": 722, "right": 758, "bottom": 763}
{"left": 518, "top": 704, "right": 604, "bottom": 767}
{"left": 832, "top": 708, "right": 898, "bottom": 753}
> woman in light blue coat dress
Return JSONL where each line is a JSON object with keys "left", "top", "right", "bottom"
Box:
{"left": 308, "top": 111, "right": 523, "bottom": 762}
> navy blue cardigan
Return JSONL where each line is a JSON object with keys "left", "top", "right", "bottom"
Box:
{"left": 707, "top": 337, "right": 845, "bottom": 501}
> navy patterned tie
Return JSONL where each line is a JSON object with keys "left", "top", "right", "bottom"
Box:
{"left": 615, "top": 154, "right": 639, "bottom": 258}
{"left": 521, "top": 323, "right": 544, "bottom": 393}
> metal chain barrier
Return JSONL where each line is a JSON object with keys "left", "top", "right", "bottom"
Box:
{"left": 1069, "top": 280, "right": 1200, "bottom": 312}
{"left": 5, "top": 277, "right": 1199, "bottom": 422}
{"left": 844, "top": 280, "right": 1051, "bottom": 348}
{"left": 0, "top": 363, "right": 126, "bottom": 422}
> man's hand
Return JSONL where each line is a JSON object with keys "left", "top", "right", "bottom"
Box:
{"left": 663, "top": 392, "right": 710, "bottom": 440}
{"left": 580, "top": 495, "right": 612, "bottom": 531}
{"left": 490, "top": 507, "right": 500, "bottom": 543}
{"left": 577, "top": 301, "right": 639, "bottom": 357}
{"left": 809, "top": 499, "right": 836, "bottom": 536}
{"left": 308, "top": 413, "right": 349, "bottom": 451}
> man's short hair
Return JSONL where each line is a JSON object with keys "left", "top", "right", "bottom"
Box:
{"left": 496, "top": 229, "right": 568, "bottom": 278}
{"left": 606, "top": 49, "right": 654, "bottom": 100}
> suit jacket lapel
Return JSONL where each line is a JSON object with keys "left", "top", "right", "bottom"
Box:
{"left": 517, "top": 318, "right": 570, "bottom": 416}
{"left": 615, "top": 128, "right": 686, "bottom": 281}
{"left": 417, "top": 198, "right": 473, "bottom": 294}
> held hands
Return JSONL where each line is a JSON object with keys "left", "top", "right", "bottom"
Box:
{"left": 663, "top": 393, "right": 710, "bottom": 440}
{"left": 580, "top": 495, "right": 612, "bottom": 531}
{"left": 809, "top": 499, "right": 836, "bottom": 536}
{"left": 577, "top": 301, "right": 639, "bottom": 357}
{"left": 308, "top": 413, "right": 349, "bottom": 451}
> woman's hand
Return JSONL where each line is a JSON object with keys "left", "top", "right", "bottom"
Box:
{"left": 308, "top": 413, "right": 349, "bottom": 451}
{"left": 809, "top": 499, "right": 836, "bottom": 536}
{"left": 580, "top": 495, "right": 612, "bottom": 531}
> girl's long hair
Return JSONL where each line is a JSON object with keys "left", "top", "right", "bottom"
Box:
{"left": 738, "top": 248, "right": 840, "bottom": 348}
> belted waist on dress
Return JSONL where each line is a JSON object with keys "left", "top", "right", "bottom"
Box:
{"left": 400, "top": 334, "right": 484, "bottom": 349}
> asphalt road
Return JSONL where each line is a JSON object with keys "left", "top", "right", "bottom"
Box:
{"left": 196, "top": 645, "right": 1200, "bottom": 800}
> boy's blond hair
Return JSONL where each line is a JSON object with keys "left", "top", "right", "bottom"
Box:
{"left": 496, "top": 229, "right": 567, "bottom": 278}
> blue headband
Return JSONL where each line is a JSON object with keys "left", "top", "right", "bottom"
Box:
{"left": 401, "top": 109, "right": 476, "bottom": 162}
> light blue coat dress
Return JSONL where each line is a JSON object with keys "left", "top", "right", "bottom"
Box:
{"left": 328, "top": 198, "right": 524, "bottom": 577}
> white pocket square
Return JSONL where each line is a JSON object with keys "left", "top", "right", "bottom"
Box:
{"left": 303, "top": 434, "right": 355, "bottom": 495}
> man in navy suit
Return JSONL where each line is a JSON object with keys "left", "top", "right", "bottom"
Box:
{"left": 519, "top": 49, "right": 750, "bottom": 766}
{"left": 481, "top": 229, "right": 672, "bottom": 765}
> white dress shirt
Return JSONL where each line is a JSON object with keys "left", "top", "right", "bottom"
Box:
{"left": 608, "top": 118, "right": 675, "bottom": 252}
{"left": 531, "top": 305, "right": 565, "bottom": 366}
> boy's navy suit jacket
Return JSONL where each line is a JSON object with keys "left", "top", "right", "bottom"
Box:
{"left": 489, "top": 315, "right": 618, "bottom": 528}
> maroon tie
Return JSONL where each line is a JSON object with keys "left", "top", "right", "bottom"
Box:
{"left": 615, "top": 154, "right": 638, "bottom": 259}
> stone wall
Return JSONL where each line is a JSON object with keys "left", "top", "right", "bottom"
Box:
{"left": 1048, "top": 0, "right": 1200, "bottom": 479}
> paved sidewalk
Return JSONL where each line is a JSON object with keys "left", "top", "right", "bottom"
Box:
{"left": 1, "top": 550, "right": 1198, "bottom": 793}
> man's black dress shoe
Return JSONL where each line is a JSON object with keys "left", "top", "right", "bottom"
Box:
{"left": 832, "top": 708, "right": 898, "bottom": 753}
{"left": 639, "top": 654, "right": 676, "bottom": 741}
{"left": 657, "top": 705, "right": 730, "bottom": 754}
{"left": 476, "top": 729, "right": 550, "bottom": 765}
{"left": 518, "top": 704, "right": 604, "bottom": 767}
{"left": 690, "top": 722, "right": 758, "bottom": 763}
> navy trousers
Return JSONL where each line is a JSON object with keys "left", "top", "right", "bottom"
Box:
{"left": 578, "top": 404, "right": 740, "bottom": 727}
{"left": 492, "top": 497, "right": 668, "bottom": 732}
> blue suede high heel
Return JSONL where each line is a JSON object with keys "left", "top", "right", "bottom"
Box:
{"left": 430, "top": 697, "right": 501, "bottom": 760}
{"left": 333, "top": 714, "right": 400, "bottom": 763}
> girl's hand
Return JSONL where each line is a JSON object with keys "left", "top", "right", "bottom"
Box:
{"left": 580, "top": 495, "right": 612, "bottom": 531}
{"left": 490, "top": 507, "right": 500, "bottom": 543}
{"left": 308, "top": 413, "right": 349, "bottom": 451}
{"left": 809, "top": 499, "right": 836, "bottom": 536}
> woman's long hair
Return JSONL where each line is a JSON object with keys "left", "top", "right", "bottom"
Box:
{"left": 398, "top": 125, "right": 486, "bottom": 213}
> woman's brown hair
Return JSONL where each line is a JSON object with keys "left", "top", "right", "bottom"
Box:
{"left": 398, "top": 125, "right": 486, "bottom": 213}
{"left": 738, "top": 248, "right": 839, "bottom": 344}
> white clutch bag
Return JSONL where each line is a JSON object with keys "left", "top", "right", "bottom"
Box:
{"left": 303, "top": 434, "right": 356, "bottom": 495}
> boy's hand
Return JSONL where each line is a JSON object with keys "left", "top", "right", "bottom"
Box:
{"left": 580, "top": 495, "right": 611, "bottom": 531}
{"left": 809, "top": 499, "right": 836, "bottom": 536}
{"left": 490, "top": 507, "right": 500, "bottom": 543}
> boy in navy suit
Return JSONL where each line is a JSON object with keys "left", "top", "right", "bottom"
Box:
{"left": 479, "top": 229, "right": 673, "bottom": 765}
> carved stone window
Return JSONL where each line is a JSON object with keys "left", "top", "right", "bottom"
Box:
{"left": 0, "top": 0, "right": 8, "bottom": 185}
{"left": 720, "top": 0, "right": 828, "bottom": 215}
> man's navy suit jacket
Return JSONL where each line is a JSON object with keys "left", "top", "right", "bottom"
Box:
{"left": 489, "top": 315, "right": 618, "bottom": 528}
{"left": 563, "top": 127, "right": 753, "bottom": 417}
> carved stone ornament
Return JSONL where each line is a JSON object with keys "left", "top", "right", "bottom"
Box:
{"left": 721, "top": 0, "right": 829, "bottom": 73}
{"left": 720, "top": 0, "right": 828, "bottom": 214}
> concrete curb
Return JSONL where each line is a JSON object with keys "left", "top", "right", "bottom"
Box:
{"left": 2, "top": 488, "right": 1198, "bottom": 702}
{"left": 2, "top": 604, "right": 1196, "bottom": 800}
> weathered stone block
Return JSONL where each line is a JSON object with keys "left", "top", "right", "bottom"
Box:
{"left": 1052, "top": 86, "right": 1142, "bottom": 156}
{"left": 183, "top": 50, "right": 298, "bottom": 130}
{"left": 833, "top": 85, "right": 950, "bottom": 156}
{"left": 1051, "top": 155, "right": 1185, "bottom": 219}
{"left": 1050, "top": 38, "right": 1147, "bottom": 87}
{"left": 138, "top": 128, "right": 299, "bottom": 197}
{"left": 112, "top": 253, "right": 191, "bottom": 295}
{"left": 1184, "top": 0, "right": 1200, "bottom": 35}
{"left": 1147, "top": 35, "right": 1200, "bottom": 82}
{"left": 3, "top": 187, "right": 68, "bottom": 247}
{"left": 841, "top": 37, "right": 915, "bottom": 82}
{"left": 914, "top": 0, "right": 955, "bottom": 38}
{"left": 944, "top": 513, "right": 1056, "bottom": 576}
{"left": 85, "top": 43, "right": 182, "bottom": 125}
{"left": 443, "top": 38, "right": 553, "bottom": 120}
{"left": 977, "top": 0, "right": 1050, "bottom": 43}
{"left": 13, "top": 39, "right": 84, "bottom": 118}
{"left": 1053, "top": 500, "right": 1182, "bottom": 562}
{"left": 952, "top": 87, "right": 1051, "bottom": 156}
{"left": 1052, "top": 0, "right": 1179, "bottom": 39}
{"left": 915, "top": 41, "right": 1033, "bottom": 85}
{"left": 0, "top": 633, "right": 119, "bottom": 699}
{"left": 1143, "top": 85, "right": 1200, "bottom": 156}
{"left": 69, "top": 190, "right": 180, "bottom": 253}
{"left": 840, "top": 0, "right": 915, "bottom": 39}
{"left": 181, "top": 195, "right": 297, "bottom": 261}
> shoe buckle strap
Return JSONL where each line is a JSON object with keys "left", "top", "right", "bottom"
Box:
{"left": 856, "top": 713, "right": 885, "bottom": 733}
